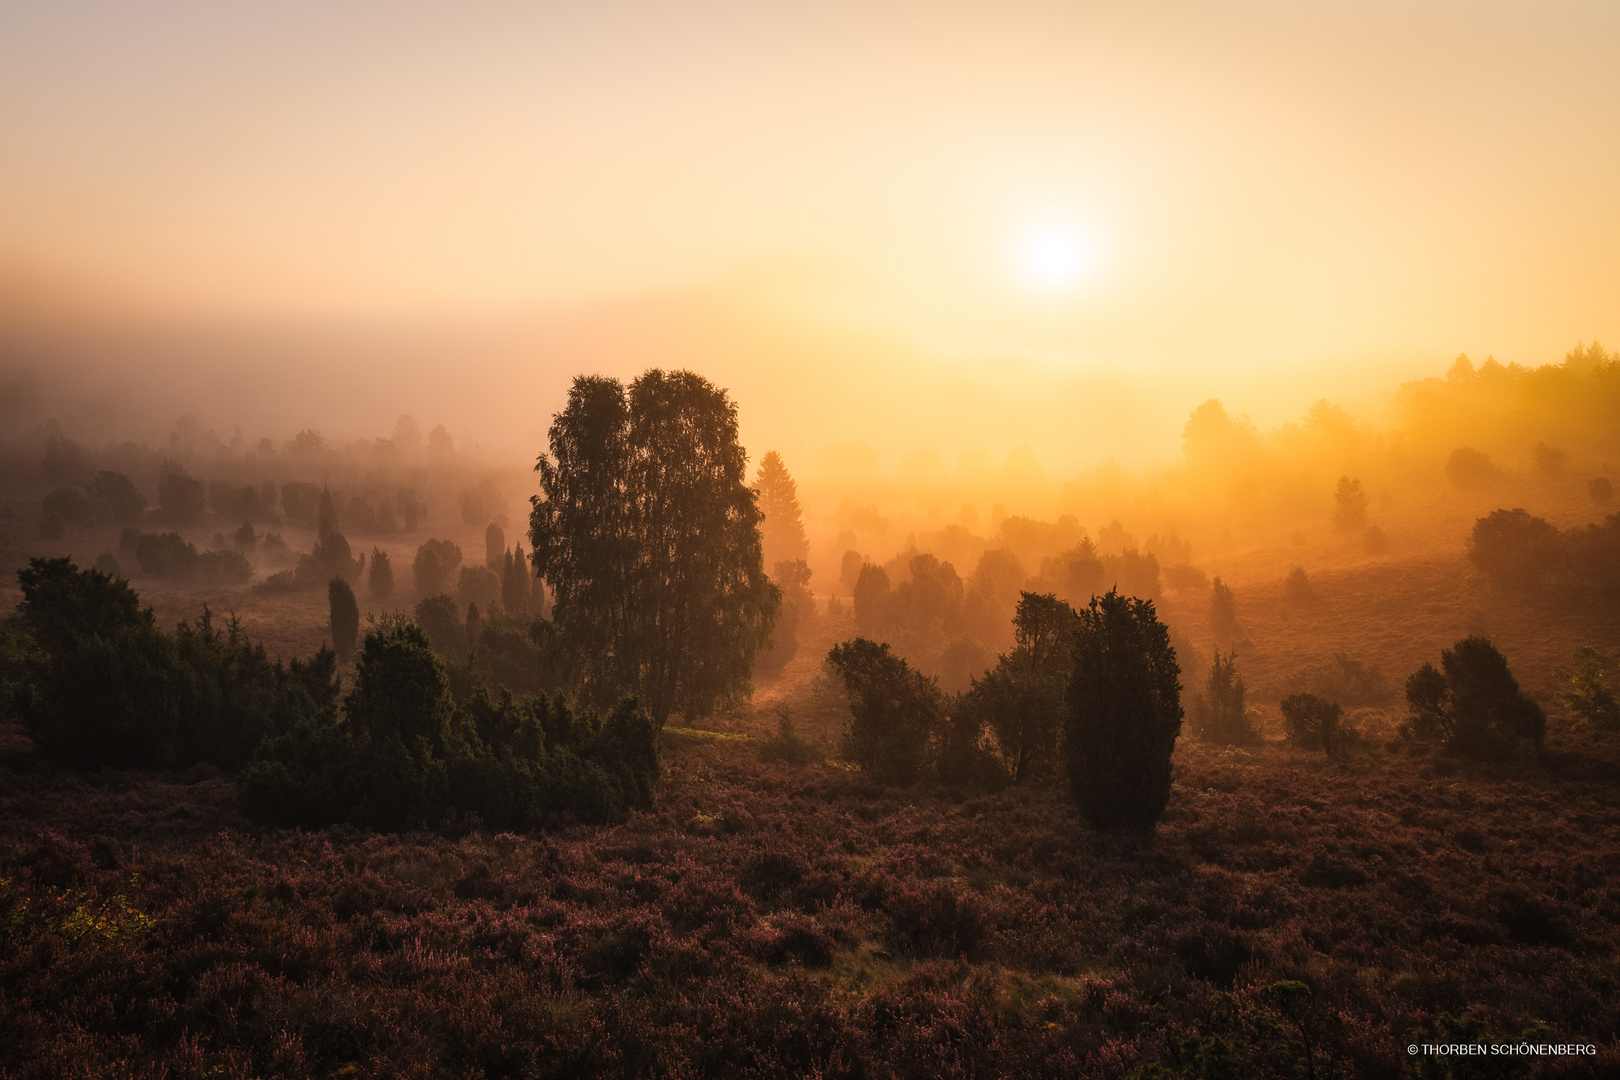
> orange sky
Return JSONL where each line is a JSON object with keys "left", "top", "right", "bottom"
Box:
{"left": 2, "top": 1, "right": 1617, "bottom": 472}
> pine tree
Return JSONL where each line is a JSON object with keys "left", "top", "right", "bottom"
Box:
{"left": 502, "top": 545, "right": 530, "bottom": 616}
{"left": 368, "top": 548, "right": 393, "bottom": 599}
{"left": 754, "top": 450, "right": 810, "bottom": 572}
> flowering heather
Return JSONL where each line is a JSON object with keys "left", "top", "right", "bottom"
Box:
{"left": 0, "top": 726, "right": 1617, "bottom": 1077}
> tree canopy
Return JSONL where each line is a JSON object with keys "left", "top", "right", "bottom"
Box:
{"left": 529, "top": 370, "right": 779, "bottom": 725}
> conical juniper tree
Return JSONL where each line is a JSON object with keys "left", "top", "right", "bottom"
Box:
{"left": 1064, "top": 589, "right": 1183, "bottom": 832}
{"left": 530, "top": 370, "right": 780, "bottom": 726}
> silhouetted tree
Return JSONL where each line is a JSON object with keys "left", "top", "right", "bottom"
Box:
{"left": 1332, "top": 476, "right": 1368, "bottom": 534}
{"left": 413, "top": 595, "right": 463, "bottom": 660}
{"left": 42, "top": 488, "right": 91, "bottom": 528}
{"left": 839, "top": 549, "right": 864, "bottom": 593}
{"left": 1209, "top": 576, "right": 1236, "bottom": 643}
{"left": 85, "top": 471, "right": 146, "bottom": 524}
{"left": 398, "top": 488, "right": 422, "bottom": 532}
{"left": 1064, "top": 589, "right": 1182, "bottom": 832}
{"left": 1591, "top": 477, "right": 1614, "bottom": 505}
{"left": 1532, "top": 443, "right": 1567, "bottom": 478}
{"left": 1190, "top": 650, "right": 1259, "bottom": 745}
{"left": 135, "top": 532, "right": 199, "bottom": 578}
{"left": 959, "top": 592, "right": 1078, "bottom": 785}
{"left": 852, "top": 563, "right": 891, "bottom": 637}
{"left": 529, "top": 370, "right": 779, "bottom": 726}
{"left": 158, "top": 466, "right": 206, "bottom": 525}
{"left": 41, "top": 426, "right": 89, "bottom": 485}
{"left": 1467, "top": 508, "right": 1562, "bottom": 590}
{"left": 413, "top": 539, "right": 462, "bottom": 596}
{"left": 756, "top": 559, "right": 813, "bottom": 680}
{"left": 1553, "top": 646, "right": 1618, "bottom": 731}
{"left": 485, "top": 522, "right": 505, "bottom": 570}
{"left": 280, "top": 482, "right": 322, "bottom": 525}
{"left": 826, "top": 638, "right": 944, "bottom": 786}
{"left": 458, "top": 565, "right": 500, "bottom": 612}
{"left": 368, "top": 548, "right": 394, "bottom": 599}
{"left": 501, "top": 545, "right": 530, "bottom": 615}
{"left": 754, "top": 450, "right": 810, "bottom": 571}
{"left": 1446, "top": 447, "right": 1503, "bottom": 490}
{"left": 1402, "top": 636, "right": 1545, "bottom": 760}
{"left": 1281, "top": 692, "right": 1346, "bottom": 758}
{"left": 329, "top": 578, "right": 359, "bottom": 664}
{"left": 233, "top": 520, "right": 257, "bottom": 553}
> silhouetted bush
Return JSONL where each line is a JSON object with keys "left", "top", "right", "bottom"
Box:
{"left": 369, "top": 547, "right": 394, "bottom": 599}
{"left": 158, "top": 466, "right": 206, "bottom": 524}
{"left": 196, "top": 549, "right": 253, "bottom": 585}
{"left": 41, "top": 488, "right": 92, "bottom": 527}
{"left": 41, "top": 428, "right": 88, "bottom": 485}
{"left": 1553, "top": 646, "right": 1618, "bottom": 731}
{"left": 1562, "top": 512, "right": 1620, "bottom": 600}
{"left": 852, "top": 564, "right": 891, "bottom": 637}
{"left": 233, "top": 520, "right": 257, "bottom": 552}
{"left": 86, "top": 470, "right": 147, "bottom": 524}
{"left": 92, "top": 552, "right": 122, "bottom": 577}
{"left": 1446, "top": 447, "right": 1503, "bottom": 490}
{"left": 1591, "top": 476, "right": 1613, "bottom": 504}
{"left": 1402, "top": 636, "right": 1545, "bottom": 761}
{"left": 1332, "top": 476, "right": 1367, "bottom": 533}
{"left": 414, "top": 594, "right": 464, "bottom": 659}
{"left": 1467, "top": 508, "right": 1561, "bottom": 589}
{"left": 279, "top": 481, "right": 323, "bottom": 524}
{"left": 1531, "top": 442, "right": 1567, "bottom": 477}
{"left": 827, "top": 638, "right": 943, "bottom": 786}
{"left": 14, "top": 558, "right": 336, "bottom": 772}
{"left": 458, "top": 565, "right": 501, "bottom": 612}
{"left": 1303, "top": 652, "right": 1392, "bottom": 707}
{"left": 208, "top": 481, "right": 271, "bottom": 522}
{"left": 1281, "top": 692, "right": 1349, "bottom": 758}
{"left": 240, "top": 623, "right": 659, "bottom": 832}
{"left": 1363, "top": 524, "right": 1389, "bottom": 554}
{"left": 1190, "top": 650, "right": 1260, "bottom": 746}
{"left": 414, "top": 538, "right": 463, "bottom": 595}
{"left": 135, "top": 531, "right": 199, "bottom": 578}
{"left": 1162, "top": 563, "right": 1208, "bottom": 594}
{"left": 757, "top": 709, "right": 825, "bottom": 767}
{"left": 956, "top": 592, "right": 1076, "bottom": 785}
{"left": 1099, "top": 548, "right": 1161, "bottom": 603}
{"left": 1064, "top": 589, "right": 1182, "bottom": 832}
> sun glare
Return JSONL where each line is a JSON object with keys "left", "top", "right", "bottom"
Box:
{"left": 1012, "top": 225, "right": 1101, "bottom": 294}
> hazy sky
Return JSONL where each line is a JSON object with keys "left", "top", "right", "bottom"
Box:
{"left": 2, "top": 1, "right": 1617, "bottom": 469}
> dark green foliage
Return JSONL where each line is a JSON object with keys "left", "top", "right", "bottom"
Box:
{"left": 463, "top": 616, "right": 570, "bottom": 698}
{"left": 135, "top": 531, "right": 199, "bottom": 578}
{"left": 329, "top": 578, "right": 359, "bottom": 663}
{"left": 241, "top": 623, "right": 660, "bottom": 832}
{"left": 1467, "top": 508, "right": 1562, "bottom": 589}
{"left": 1280, "top": 692, "right": 1347, "bottom": 758}
{"left": 1554, "top": 646, "right": 1619, "bottom": 730}
{"left": 414, "top": 594, "right": 464, "bottom": 660}
{"left": 1064, "top": 589, "right": 1183, "bottom": 832}
{"left": 827, "top": 638, "right": 944, "bottom": 786}
{"left": 158, "top": 466, "right": 206, "bottom": 524}
{"left": 1402, "top": 636, "right": 1546, "bottom": 761}
{"left": 758, "top": 708, "right": 825, "bottom": 766}
{"left": 16, "top": 556, "right": 150, "bottom": 654}
{"left": 529, "top": 370, "right": 779, "bottom": 726}
{"left": 957, "top": 592, "right": 1077, "bottom": 785}
{"left": 1190, "top": 650, "right": 1260, "bottom": 746}
{"left": 15, "top": 559, "right": 335, "bottom": 772}
{"left": 369, "top": 547, "right": 394, "bottom": 599}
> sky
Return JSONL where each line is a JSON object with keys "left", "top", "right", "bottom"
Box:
{"left": 2, "top": 0, "right": 1617, "bottom": 473}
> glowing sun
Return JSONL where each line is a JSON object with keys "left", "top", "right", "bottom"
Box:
{"left": 1012, "top": 224, "right": 1101, "bottom": 293}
